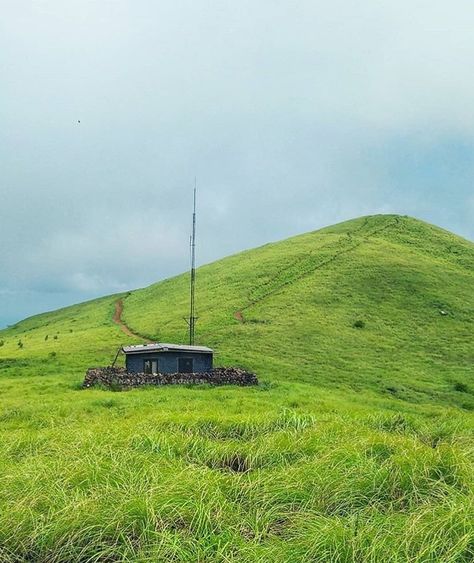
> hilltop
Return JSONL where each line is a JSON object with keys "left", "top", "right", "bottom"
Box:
{"left": 0, "top": 214, "right": 473, "bottom": 562}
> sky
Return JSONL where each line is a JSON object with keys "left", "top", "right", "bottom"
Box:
{"left": 1, "top": 0, "right": 474, "bottom": 328}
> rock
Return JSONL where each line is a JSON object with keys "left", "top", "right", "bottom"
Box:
{"left": 83, "top": 366, "right": 258, "bottom": 389}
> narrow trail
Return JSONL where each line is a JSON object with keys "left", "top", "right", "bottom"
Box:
{"left": 234, "top": 216, "right": 400, "bottom": 323}
{"left": 234, "top": 311, "right": 245, "bottom": 323}
{"left": 113, "top": 297, "right": 153, "bottom": 343}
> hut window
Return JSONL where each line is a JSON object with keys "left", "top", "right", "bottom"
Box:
{"left": 178, "top": 357, "right": 194, "bottom": 373}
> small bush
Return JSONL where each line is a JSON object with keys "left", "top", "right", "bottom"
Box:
{"left": 0, "top": 340, "right": 4, "bottom": 347}
{"left": 53, "top": 335, "right": 58, "bottom": 340}
{"left": 49, "top": 351, "right": 57, "bottom": 358}
{"left": 453, "top": 381, "right": 469, "bottom": 393}
{"left": 95, "top": 398, "right": 120, "bottom": 408}
{"left": 258, "top": 381, "right": 278, "bottom": 391}
{"left": 109, "top": 380, "right": 126, "bottom": 392}
{"left": 17, "top": 340, "right": 23, "bottom": 349}
{"left": 353, "top": 319, "right": 365, "bottom": 329}
{"left": 44, "top": 335, "right": 48, "bottom": 341}
{"left": 370, "top": 413, "right": 415, "bottom": 434}
{"left": 366, "top": 443, "right": 394, "bottom": 461}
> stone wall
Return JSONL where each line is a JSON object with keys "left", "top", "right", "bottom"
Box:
{"left": 83, "top": 366, "right": 258, "bottom": 388}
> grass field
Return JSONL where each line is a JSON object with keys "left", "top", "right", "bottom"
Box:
{"left": 0, "top": 214, "right": 473, "bottom": 561}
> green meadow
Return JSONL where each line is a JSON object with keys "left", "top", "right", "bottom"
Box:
{"left": 0, "top": 214, "right": 473, "bottom": 562}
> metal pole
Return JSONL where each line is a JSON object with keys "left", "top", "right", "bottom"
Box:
{"left": 189, "top": 180, "right": 197, "bottom": 345}
{"left": 111, "top": 346, "right": 122, "bottom": 367}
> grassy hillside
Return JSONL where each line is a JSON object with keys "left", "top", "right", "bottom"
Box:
{"left": 0, "top": 214, "right": 473, "bottom": 561}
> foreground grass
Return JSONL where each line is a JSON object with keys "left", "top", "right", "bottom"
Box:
{"left": 0, "top": 375, "right": 473, "bottom": 562}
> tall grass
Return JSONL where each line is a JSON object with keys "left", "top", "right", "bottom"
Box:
{"left": 0, "top": 379, "right": 472, "bottom": 561}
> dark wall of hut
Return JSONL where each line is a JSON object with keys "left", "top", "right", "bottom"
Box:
{"left": 125, "top": 351, "right": 213, "bottom": 374}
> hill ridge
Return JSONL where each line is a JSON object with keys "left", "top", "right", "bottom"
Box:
{"left": 2, "top": 213, "right": 472, "bottom": 332}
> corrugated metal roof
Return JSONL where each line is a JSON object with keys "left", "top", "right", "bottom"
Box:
{"left": 122, "top": 342, "right": 213, "bottom": 355}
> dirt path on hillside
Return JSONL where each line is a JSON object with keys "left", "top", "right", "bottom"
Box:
{"left": 234, "top": 311, "right": 245, "bottom": 323}
{"left": 113, "top": 298, "right": 153, "bottom": 342}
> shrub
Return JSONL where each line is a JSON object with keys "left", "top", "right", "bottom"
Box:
{"left": 44, "top": 334, "right": 48, "bottom": 341}
{"left": 258, "top": 381, "right": 277, "bottom": 391}
{"left": 17, "top": 340, "right": 23, "bottom": 349}
{"left": 353, "top": 319, "right": 365, "bottom": 329}
{"left": 453, "top": 381, "right": 469, "bottom": 393}
{"left": 0, "top": 340, "right": 4, "bottom": 347}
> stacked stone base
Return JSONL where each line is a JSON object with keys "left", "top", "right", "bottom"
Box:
{"left": 83, "top": 366, "right": 258, "bottom": 388}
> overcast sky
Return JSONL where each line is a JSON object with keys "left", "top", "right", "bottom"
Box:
{"left": 1, "top": 1, "right": 474, "bottom": 328}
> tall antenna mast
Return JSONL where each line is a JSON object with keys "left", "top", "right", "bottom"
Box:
{"left": 189, "top": 179, "right": 197, "bottom": 345}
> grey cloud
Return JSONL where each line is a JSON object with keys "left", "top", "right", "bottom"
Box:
{"left": 1, "top": 1, "right": 473, "bottom": 327}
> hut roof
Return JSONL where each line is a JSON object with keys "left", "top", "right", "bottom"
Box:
{"left": 122, "top": 343, "right": 213, "bottom": 355}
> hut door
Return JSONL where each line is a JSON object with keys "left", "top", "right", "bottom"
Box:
{"left": 144, "top": 360, "right": 159, "bottom": 374}
{"left": 178, "top": 357, "right": 194, "bottom": 373}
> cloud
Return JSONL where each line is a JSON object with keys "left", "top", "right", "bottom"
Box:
{"left": 0, "top": 0, "right": 473, "bottom": 326}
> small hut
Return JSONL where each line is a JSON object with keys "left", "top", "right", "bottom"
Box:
{"left": 122, "top": 343, "right": 213, "bottom": 375}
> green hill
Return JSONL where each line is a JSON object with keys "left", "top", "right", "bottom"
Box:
{"left": 3, "top": 214, "right": 473, "bottom": 406}
{"left": 0, "top": 214, "right": 473, "bottom": 562}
